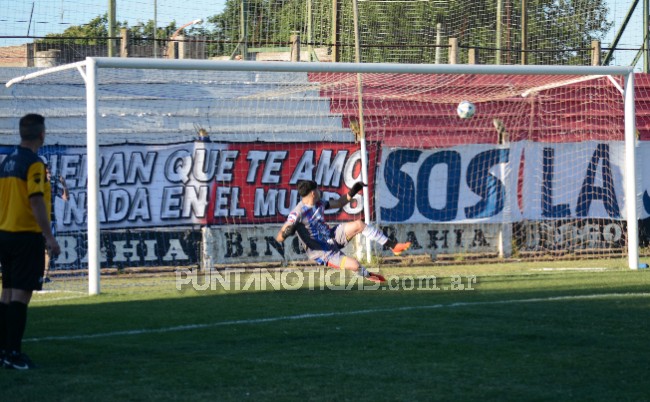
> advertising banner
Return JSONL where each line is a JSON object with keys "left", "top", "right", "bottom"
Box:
{"left": 1, "top": 141, "right": 375, "bottom": 231}
{"left": 377, "top": 141, "right": 634, "bottom": 223}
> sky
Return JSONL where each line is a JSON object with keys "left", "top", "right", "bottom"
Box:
{"left": 604, "top": 0, "right": 646, "bottom": 69}
{"left": 0, "top": 0, "right": 227, "bottom": 43}
{"left": 0, "top": 0, "right": 646, "bottom": 69}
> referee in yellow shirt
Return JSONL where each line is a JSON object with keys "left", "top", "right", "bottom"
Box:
{"left": 0, "top": 114, "right": 60, "bottom": 370}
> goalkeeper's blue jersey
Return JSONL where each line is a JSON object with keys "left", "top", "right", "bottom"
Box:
{"left": 286, "top": 200, "right": 336, "bottom": 251}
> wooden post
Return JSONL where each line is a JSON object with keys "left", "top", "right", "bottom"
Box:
{"left": 307, "top": 0, "right": 313, "bottom": 61}
{"left": 332, "top": 0, "right": 339, "bottom": 62}
{"left": 153, "top": 0, "right": 158, "bottom": 58}
{"left": 108, "top": 0, "right": 116, "bottom": 57}
{"left": 435, "top": 23, "right": 443, "bottom": 64}
{"left": 120, "top": 28, "right": 129, "bottom": 58}
{"left": 290, "top": 34, "right": 301, "bottom": 62}
{"left": 178, "top": 35, "right": 186, "bottom": 59}
{"left": 641, "top": 0, "right": 650, "bottom": 73}
{"left": 495, "top": 0, "right": 502, "bottom": 65}
{"left": 591, "top": 40, "right": 601, "bottom": 66}
{"left": 26, "top": 43, "right": 34, "bottom": 67}
{"left": 168, "top": 40, "right": 178, "bottom": 59}
{"left": 448, "top": 38, "right": 458, "bottom": 64}
{"left": 521, "top": 0, "right": 528, "bottom": 65}
{"left": 240, "top": 0, "right": 248, "bottom": 60}
{"left": 468, "top": 48, "right": 478, "bottom": 64}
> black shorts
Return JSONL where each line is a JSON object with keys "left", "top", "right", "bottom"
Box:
{"left": 0, "top": 231, "right": 46, "bottom": 291}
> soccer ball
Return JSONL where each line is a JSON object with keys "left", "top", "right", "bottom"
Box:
{"left": 457, "top": 100, "right": 476, "bottom": 119}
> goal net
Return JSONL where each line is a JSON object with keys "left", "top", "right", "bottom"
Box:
{"left": 2, "top": 60, "right": 639, "bottom": 295}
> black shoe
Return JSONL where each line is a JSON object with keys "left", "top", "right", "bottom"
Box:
{"left": 4, "top": 351, "right": 35, "bottom": 370}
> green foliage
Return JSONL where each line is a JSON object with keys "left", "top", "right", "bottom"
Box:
{"left": 206, "top": 0, "right": 242, "bottom": 57}
{"left": 39, "top": 14, "right": 111, "bottom": 45}
{"left": 526, "top": 0, "right": 612, "bottom": 64}
{"left": 206, "top": 0, "right": 612, "bottom": 64}
{"left": 38, "top": 13, "right": 178, "bottom": 46}
{"left": 441, "top": 0, "right": 612, "bottom": 65}
{"left": 34, "top": 1, "right": 614, "bottom": 63}
{"left": 127, "top": 20, "right": 178, "bottom": 45}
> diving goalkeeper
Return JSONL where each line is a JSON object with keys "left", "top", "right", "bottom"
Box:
{"left": 276, "top": 180, "right": 411, "bottom": 283}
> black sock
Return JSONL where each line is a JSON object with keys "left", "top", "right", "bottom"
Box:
{"left": 7, "top": 301, "right": 28, "bottom": 353}
{"left": 0, "top": 302, "right": 7, "bottom": 351}
{"left": 385, "top": 239, "right": 397, "bottom": 249}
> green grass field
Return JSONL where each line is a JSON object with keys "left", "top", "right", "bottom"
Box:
{"left": 2, "top": 261, "right": 650, "bottom": 401}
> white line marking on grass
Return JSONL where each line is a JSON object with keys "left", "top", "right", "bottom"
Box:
{"left": 24, "top": 292, "right": 650, "bottom": 343}
{"left": 32, "top": 291, "right": 88, "bottom": 303}
{"left": 532, "top": 268, "right": 609, "bottom": 272}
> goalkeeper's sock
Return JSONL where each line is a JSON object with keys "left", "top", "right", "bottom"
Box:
{"left": 6, "top": 301, "right": 27, "bottom": 353}
{"left": 362, "top": 225, "right": 390, "bottom": 246}
{"left": 384, "top": 238, "right": 398, "bottom": 249}
{"left": 357, "top": 266, "right": 370, "bottom": 277}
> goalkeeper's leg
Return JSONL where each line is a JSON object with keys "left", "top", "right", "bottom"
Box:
{"left": 322, "top": 251, "right": 385, "bottom": 283}
{"left": 341, "top": 221, "right": 411, "bottom": 256}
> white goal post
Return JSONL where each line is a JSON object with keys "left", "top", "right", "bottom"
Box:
{"left": 5, "top": 58, "right": 639, "bottom": 295}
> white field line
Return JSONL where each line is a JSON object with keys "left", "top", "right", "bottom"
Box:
{"left": 31, "top": 295, "right": 88, "bottom": 303}
{"left": 24, "top": 292, "right": 650, "bottom": 343}
{"left": 32, "top": 290, "right": 88, "bottom": 303}
{"left": 532, "top": 268, "right": 610, "bottom": 272}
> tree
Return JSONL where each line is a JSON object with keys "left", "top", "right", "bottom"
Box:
{"left": 207, "top": 1, "right": 242, "bottom": 57}
{"left": 39, "top": 14, "right": 113, "bottom": 45}
{"left": 39, "top": 14, "right": 178, "bottom": 47}
{"left": 527, "top": 0, "right": 612, "bottom": 65}
{"left": 127, "top": 20, "right": 178, "bottom": 46}
{"left": 36, "top": 1, "right": 614, "bottom": 64}
{"left": 205, "top": 0, "right": 612, "bottom": 64}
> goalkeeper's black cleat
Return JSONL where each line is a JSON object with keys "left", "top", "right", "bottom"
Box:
{"left": 4, "top": 351, "right": 36, "bottom": 370}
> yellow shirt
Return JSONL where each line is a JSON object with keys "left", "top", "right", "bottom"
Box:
{"left": 0, "top": 146, "right": 51, "bottom": 233}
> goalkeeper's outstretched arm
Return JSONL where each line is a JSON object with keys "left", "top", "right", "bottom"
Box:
{"left": 328, "top": 182, "right": 366, "bottom": 210}
{"left": 276, "top": 222, "right": 296, "bottom": 243}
